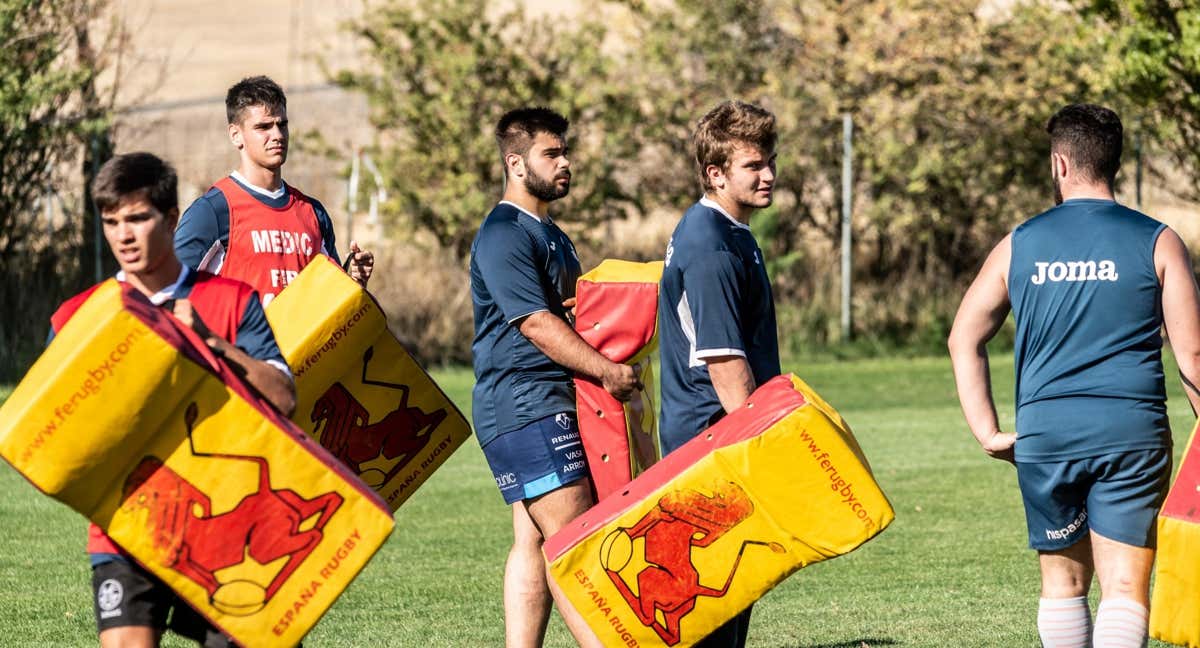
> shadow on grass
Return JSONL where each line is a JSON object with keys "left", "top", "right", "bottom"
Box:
{"left": 784, "top": 640, "right": 899, "bottom": 648}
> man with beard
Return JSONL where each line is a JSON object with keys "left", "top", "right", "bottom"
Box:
{"left": 469, "top": 106, "right": 638, "bottom": 647}
{"left": 656, "top": 100, "right": 781, "bottom": 647}
{"left": 949, "top": 104, "right": 1200, "bottom": 648}
{"left": 175, "top": 76, "right": 373, "bottom": 306}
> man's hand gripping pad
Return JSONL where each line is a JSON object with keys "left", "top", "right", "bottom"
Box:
{"left": 574, "top": 260, "right": 664, "bottom": 500}
{"left": 266, "top": 256, "right": 471, "bottom": 510}
{"left": 0, "top": 281, "right": 394, "bottom": 647}
{"left": 545, "top": 375, "right": 894, "bottom": 647}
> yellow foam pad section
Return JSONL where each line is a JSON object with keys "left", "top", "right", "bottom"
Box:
{"left": 580, "top": 259, "right": 665, "bottom": 288}
{"left": 546, "top": 374, "right": 894, "bottom": 647}
{"left": 266, "top": 257, "right": 472, "bottom": 509}
{"left": 0, "top": 281, "right": 394, "bottom": 647}
{"left": 1151, "top": 420, "right": 1200, "bottom": 648}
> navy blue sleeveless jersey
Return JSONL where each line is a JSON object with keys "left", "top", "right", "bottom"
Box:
{"left": 469, "top": 201, "right": 582, "bottom": 446}
{"left": 658, "top": 198, "right": 780, "bottom": 454}
{"left": 1009, "top": 198, "right": 1170, "bottom": 461}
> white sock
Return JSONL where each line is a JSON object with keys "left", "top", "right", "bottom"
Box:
{"left": 1092, "top": 598, "right": 1148, "bottom": 648}
{"left": 1039, "top": 596, "right": 1092, "bottom": 648}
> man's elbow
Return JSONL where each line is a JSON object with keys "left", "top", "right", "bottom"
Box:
{"left": 270, "top": 374, "right": 297, "bottom": 418}
{"left": 946, "top": 325, "right": 984, "bottom": 360}
{"left": 1177, "top": 350, "right": 1200, "bottom": 381}
{"left": 517, "top": 311, "right": 555, "bottom": 343}
{"left": 276, "top": 389, "right": 297, "bottom": 419}
{"left": 946, "top": 326, "right": 967, "bottom": 355}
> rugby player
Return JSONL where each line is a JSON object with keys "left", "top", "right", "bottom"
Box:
{"left": 656, "top": 100, "right": 782, "bottom": 647}
{"left": 949, "top": 104, "right": 1200, "bottom": 648}
{"left": 174, "top": 76, "right": 373, "bottom": 305}
{"left": 51, "top": 152, "right": 295, "bottom": 647}
{"left": 469, "top": 106, "right": 638, "bottom": 648}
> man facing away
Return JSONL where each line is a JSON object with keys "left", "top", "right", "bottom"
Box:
{"left": 656, "top": 100, "right": 782, "bottom": 647}
{"left": 174, "top": 75, "right": 373, "bottom": 305}
{"left": 469, "top": 106, "right": 639, "bottom": 647}
{"left": 949, "top": 104, "right": 1200, "bottom": 648}
{"left": 51, "top": 152, "right": 295, "bottom": 647}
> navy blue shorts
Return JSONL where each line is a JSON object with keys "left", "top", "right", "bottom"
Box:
{"left": 482, "top": 412, "right": 589, "bottom": 504}
{"left": 1016, "top": 448, "right": 1171, "bottom": 551}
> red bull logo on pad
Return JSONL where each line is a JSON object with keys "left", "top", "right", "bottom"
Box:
{"left": 310, "top": 347, "right": 448, "bottom": 491}
{"left": 600, "top": 482, "right": 783, "bottom": 646}
{"left": 122, "top": 403, "right": 343, "bottom": 616}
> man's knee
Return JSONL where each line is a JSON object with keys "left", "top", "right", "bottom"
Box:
{"left": 512, "top": 530, "right": 544, "bottom": 558}
{"left": 1092, "top": 532, "right": 1154, "bottom": 602}
{"left": 1041, "top": 571, "right": 1091, "bottom": 598}
{"left": 99, "top": 625, "right": 159, "bottom": 648}
{"left": 526, "top": 480, "right": 594, "bottom": 538}
{"left": 1039, "top": 539, "right": 1094, "bottom": 598}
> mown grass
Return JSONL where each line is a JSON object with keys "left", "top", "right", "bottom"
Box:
{"left": 0, "top": 354, "right": 1192, "bottom": 647}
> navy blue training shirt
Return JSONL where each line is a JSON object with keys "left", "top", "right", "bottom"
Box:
{"left": 1009, "top": 198, "right": 1170, "bottom": 461}
{"left": 658, "top": 198, "right": 780, "bottom": 454}
{"left": 470, "top": 201, "right": 582, "bottom": 446}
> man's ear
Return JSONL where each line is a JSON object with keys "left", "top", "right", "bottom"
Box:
{"left": 165, "top": 207, "right": 180, "bottom": 231}
{"left": 228, "top": 123, "right": 243, "bottom": 150}
{"left": 706, "top": 163, "right": 725, "bottom": 190}
{"left": 1051, "top": 151, "right": 1069, "bottom": 181}
{"left": 505, "top": 152, "right": 525, "bottom": 178}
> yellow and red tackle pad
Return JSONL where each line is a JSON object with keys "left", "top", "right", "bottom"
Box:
{"left": 0, "top": 281, "right": 394, "bottom": 647}
{"left": 545, "top": 374, "right": 894, "bottom": 647}
{"left": 1151, "top": 419, "right": 1200, "bottom": 648}
{"left": 265, "top": 256, "right": 471, "bottom": 510}
{"left": 574, "top": 260, "right": 664, "bottom": 500}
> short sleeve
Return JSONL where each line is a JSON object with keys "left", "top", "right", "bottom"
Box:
{"left": 473, "top": 220, "right": 550, "bottom": 323}
{"left": 175, "top": 194, "right": 226, "bottom": 271}
{"left": 235, "top": 292, "right": 291, "bottom": 377}
{"left": 683, "top": 251, "right": 746, "bottom": 359}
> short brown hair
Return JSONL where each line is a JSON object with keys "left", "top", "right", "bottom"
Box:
{"left": 694, "top": 101, "right": 777, "bottom": 191}
{"left": 226, "top": 75, "right": 287, "bottom": 124}
{"left": 1046, "top": 104, "right": 1123, "bottom": 186}
{"left": 495, "top": 107, "right": 569, "bottom": 165}
{"left": 92, "top": 152, "right": 178, "bottom": 216}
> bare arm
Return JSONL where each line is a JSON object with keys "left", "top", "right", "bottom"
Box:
{"left": 948, "top": 234, "right": 1015, "bottom": 463}
{"left": 705, "top": 355, "right": 755, "bottom": 414}
{"left": 173, "top": 300, "right": 297, "bottom": 417}
{"left": 1156, "top": 227, "right": 1200, "bottom": 417}
{"left": 518, "top": 311, "right": 639, "bottom": 401}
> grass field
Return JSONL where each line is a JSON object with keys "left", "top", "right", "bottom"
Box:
{"left": 0, "top": 353, "right": 1193, "bottom": 647}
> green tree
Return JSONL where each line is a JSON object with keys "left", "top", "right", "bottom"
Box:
{"left": 334, "top": 0, "right": 1108, "bottom": 354}
{"left": 617, "top": 0, "right": 1108, "bottom": 344}
{"left": 332, "top": 0, "right": 643, "bottom": 260}
{"left": 1084, "top": 0, "right": 1200, "bottom": 197}
{"left": 0, "top": 0, "right": 116, "bottom": 379}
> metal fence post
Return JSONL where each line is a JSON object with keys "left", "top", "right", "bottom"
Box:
{"left": 347, "top": 149, "right": 360, "bottom": 247}
{"left": 841, "top": 113, "right": 853, "bottom": 341}
{"left": 91, "top": 136, "right": 103, "bottom": 282}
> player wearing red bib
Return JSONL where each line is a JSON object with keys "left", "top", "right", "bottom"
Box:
{"left": 51, "top": 152, "right": 295, "bottom": 648}
{"left": 175, "top": 76, "right": 374, "bottom": 304}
